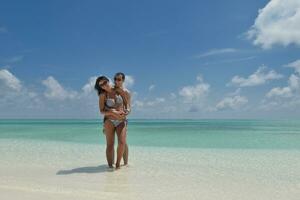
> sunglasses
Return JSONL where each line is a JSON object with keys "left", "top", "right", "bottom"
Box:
{"left": 114, "top": 77, "right": 123, "bottom": 82}
{"left": 99, "top": 80, "right": 108, "bottom": 87}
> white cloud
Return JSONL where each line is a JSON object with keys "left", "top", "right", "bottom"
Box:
{"left": 124, "top": 75, "right": 134, "bottom": 89}
{"left": 133, "top": 100, "right": 144, "bottom": 108}
{"left": 260, "top": 92, "right": 300, "bottom": 111}
{"left": 133, "top": 97, "right": 165, "bottom": 109}
{"left": 289, "top": 73, "right": 300, "bottom": 89}
{"left": 285, "top": 59, "right": 300, "bottom": 74}
{"left": 0, "top": 69, "right": 22, "bottom": 92}
{"left": 82, "top": 76, "right": 97, "bottom": 95}
{"left": 195, "top": 48, "right": 238, "bottom": 58}
{"left": 229, "top": 66, "right": 283, "bottom": 87}
{"left": 266, "top": 60, "right": 300, "bottom": 99}
{"left": 247, "top": 0, "right": 300, "bottom": 49}
{"left": 262, "top": 60, "right": 300, "bottom": 111}
{"left": 196, "top": 74, "right": 203, "bottom": 82}
{"left": 0, "top": 69, "right": 43, "bottom": 115}
{"left": 215, "top": 95, "right": 248, "bottom": 110}
{"left": 146, "top": 98, "right": 165, "bottom": 106}
{"left": 42, "top": 76, "right": 77, "bottom": 100}
{"left": 179, "top": 84, "right": 210, "bottom": 101}
{"left": 266, "top": 86, "right": 293, "bottom": 98}
{"left": 148, "top": 84, "right": 155, "bottom": 91}
{"left": 179, "top": 75, "right": 210, "bottom": 102}
{"left": 228, "top": 88, "right": 241, "bottom": 97}
{"left": 266, "top": 74, "right": 300, "bottom": 98}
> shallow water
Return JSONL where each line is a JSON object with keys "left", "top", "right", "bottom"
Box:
{"left": 0, "top": 138, "right": 299, "bottom": 200}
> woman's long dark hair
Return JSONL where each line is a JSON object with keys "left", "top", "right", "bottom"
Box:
{"left": 94, "top": 76, "right": 109, "bottom": 96}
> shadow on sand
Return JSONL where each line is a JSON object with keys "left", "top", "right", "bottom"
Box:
{"left": 56, "top": 164, "right": 113, "bottom": 175}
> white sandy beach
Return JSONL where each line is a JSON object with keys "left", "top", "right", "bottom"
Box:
{"left": 1, "top": 139, "right": 300, "bottom": 200}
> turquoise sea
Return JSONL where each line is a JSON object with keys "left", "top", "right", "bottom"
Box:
{"left": 1, "top": 119, "right": 300, "bottom": 149}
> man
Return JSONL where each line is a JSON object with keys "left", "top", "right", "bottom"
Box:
{"left": 113, "top": 72, "right": 131, "bottom": 165}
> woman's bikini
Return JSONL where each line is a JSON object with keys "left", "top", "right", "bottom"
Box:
{"left": 104, "top": 92, "right": 127, "bottom": 128}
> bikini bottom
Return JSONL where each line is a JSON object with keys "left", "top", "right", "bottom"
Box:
{"left": 103, "top": 118, "right": 128, "bottom": 134}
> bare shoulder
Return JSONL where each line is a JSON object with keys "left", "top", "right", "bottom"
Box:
{"left": 123, "top": 88, "right": 131, "bottom": 95}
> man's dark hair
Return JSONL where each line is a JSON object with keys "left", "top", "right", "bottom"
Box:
{"left": 114, "top": 72, "right": 125, "bottom": 80}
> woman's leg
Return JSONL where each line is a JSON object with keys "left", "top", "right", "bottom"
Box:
{"left": 104, "top": 120, "right": 115, "bottom": 168}
{"left": 115, "top": 121, "right": 127, "bottom": 169}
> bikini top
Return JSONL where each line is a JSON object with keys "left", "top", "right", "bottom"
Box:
{"left": 105, "top": 93, "right": 123, "bottom": 109}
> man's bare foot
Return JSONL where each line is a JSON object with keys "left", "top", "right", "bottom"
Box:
{"left": 115, "top": 163, "right": 121, "bottom": 169}
{"left": 108, "top": 164, "right": 114, "bottom": 168}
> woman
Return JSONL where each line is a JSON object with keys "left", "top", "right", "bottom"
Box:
{"left": 94, "top": 76, "right": 129, "bottom": 169}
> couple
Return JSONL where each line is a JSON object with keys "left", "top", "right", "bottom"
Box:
{"left": 94, "top": 72, "right": 131, "bottom": 169}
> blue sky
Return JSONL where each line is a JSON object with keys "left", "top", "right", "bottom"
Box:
{"left": 1, "top": 0, "right": 300, "bottom": 119}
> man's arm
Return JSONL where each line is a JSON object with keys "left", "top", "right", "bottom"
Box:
{"left": 124, "top": 90, "right": 131, "bottom": 115}
{"left": 115, "top": 87, "right": 131, "bottom": 115}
